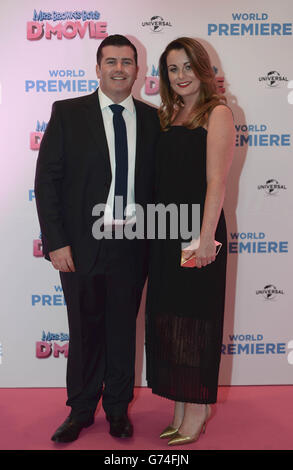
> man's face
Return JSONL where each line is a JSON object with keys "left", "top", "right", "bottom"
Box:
{"left": 96, "top": 45, "right": 138, "bottom": 103}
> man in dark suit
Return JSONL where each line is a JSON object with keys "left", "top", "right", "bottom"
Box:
{"left": 35, "top": 34, "right": 159, "bottom": 443}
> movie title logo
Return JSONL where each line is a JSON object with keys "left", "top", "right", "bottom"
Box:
{"left": 257, "top": 179, "right": 287, "bottom": 195}
{"left": 212, "top": 66, "right": 225, "bottom": 94}
{"left": 229, "top": 232, "right": 288, "bottom": 254}
{"left": 258, "top": 71, "right": 288, "bottom": 88}
{"left": 33, "top": 235, "right": 43, "bottom": 257}
{"left": 36, "top": 331, "right": 69, "bottom": 359}
{"left": 145, "top": 65, "right": 159, "bottom": 95}
{"left": 25, "top": 69, "right": 98, "bottom": 94}
{"left": 256, "top": 284, "right": 284, "bottom": 300}
{"left": 32, "top": 285, "right": 66, "bottom": 306}
{"left": 144, "top": 65, "right": 225, "bottom": 96}
{"left": 208, "top": 13, "right": 292, "bottom": 36}
{"left": 30, "top": 121, "right": 47, "bottom": 150}
{"left": 27, "top": 9, "right": 108, "bottom": 40}
{"left": 141, "top": 15, "right": 172, "bottom": 32}
{"left": 235, "top": 123, "right": 291, "bottom": 147}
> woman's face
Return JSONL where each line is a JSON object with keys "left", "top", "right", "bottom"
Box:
{"left": 166, "top": 48, "right": 201, "bottom": 101}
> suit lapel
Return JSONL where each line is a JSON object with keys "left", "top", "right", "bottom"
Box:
{"left": 83, "top": 89, "right": 112, "bottom": 182}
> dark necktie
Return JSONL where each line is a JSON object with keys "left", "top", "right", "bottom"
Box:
{"left": 109, "top": 104, "right": 128, "bottom": 220}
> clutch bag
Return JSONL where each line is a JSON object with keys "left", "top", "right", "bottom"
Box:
{"left": 181, "top": 240, "right": 222, "bottom": 268}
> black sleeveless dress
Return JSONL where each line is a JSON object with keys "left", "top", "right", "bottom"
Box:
{"left": 145, "top": 126, "right": 227, "bottom": 404}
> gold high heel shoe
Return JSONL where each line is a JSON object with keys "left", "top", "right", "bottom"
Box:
{"left": 161, "top": 401, "right": 184, "bottom": 438}
{"left": 168, "top": 405, "right": 211, "bottom": 446}
{"left": 160, "top": 425, "right": 179, "bottom": 439}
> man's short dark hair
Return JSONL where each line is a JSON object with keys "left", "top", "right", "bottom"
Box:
{"left": 96, "top": 34, "right": 138, "bottom": 66}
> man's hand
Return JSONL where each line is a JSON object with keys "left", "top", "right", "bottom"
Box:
{"left": 49, "top": 246, "right": 76, "bottom": 272}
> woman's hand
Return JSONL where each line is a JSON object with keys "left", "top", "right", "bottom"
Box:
{"left": 182, "top": 238, "right": 216, "bottom": 268}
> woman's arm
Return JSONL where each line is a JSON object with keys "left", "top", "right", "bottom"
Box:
{"left": 182, "top": 105, "right": 235, "bottom": 268}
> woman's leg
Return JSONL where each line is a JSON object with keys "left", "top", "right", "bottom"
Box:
{"left": 178, "top": 403, "right": 210, "bottom": 436}
{"left": 171, "top": 401, "right": 185, "bottom": 428}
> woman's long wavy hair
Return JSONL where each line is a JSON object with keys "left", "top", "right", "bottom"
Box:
{"left": 158, "top": 37, "right": 226, "bottom": 130}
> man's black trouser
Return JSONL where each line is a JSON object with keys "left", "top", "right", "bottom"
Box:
{"left": 60, "top": 236, "right": 144, "bottom": 422}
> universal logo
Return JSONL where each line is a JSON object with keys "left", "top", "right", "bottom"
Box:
{"left": 256, "top": 284, "right": 284, "bottom": 300}
{"left": 257, "top": 179, "right": 287, "bottom": 195}
{"left": 141, "top": 15, "right": 172, "bottom": 32}
{"left": 259, "top": 71, "right": 288, "bottom": 88}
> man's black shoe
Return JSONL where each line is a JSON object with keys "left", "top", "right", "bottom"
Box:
{"left": 51, "top": 416, "right": 94, "bottom": 443}
{"left": 106, "top": 413, "right": 133, "bottom": 438}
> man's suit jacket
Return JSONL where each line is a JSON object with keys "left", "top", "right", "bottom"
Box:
{"left": 35, "top": 89, "right": 160, "bottom": 278}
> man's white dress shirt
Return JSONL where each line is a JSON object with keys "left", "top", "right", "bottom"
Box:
{"left": 98, "top": 88, "right": 136, "bottom": 225}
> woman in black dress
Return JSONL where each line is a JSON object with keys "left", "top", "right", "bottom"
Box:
{"left": 146, "top": 37, "right": 235, "bottom": 446}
